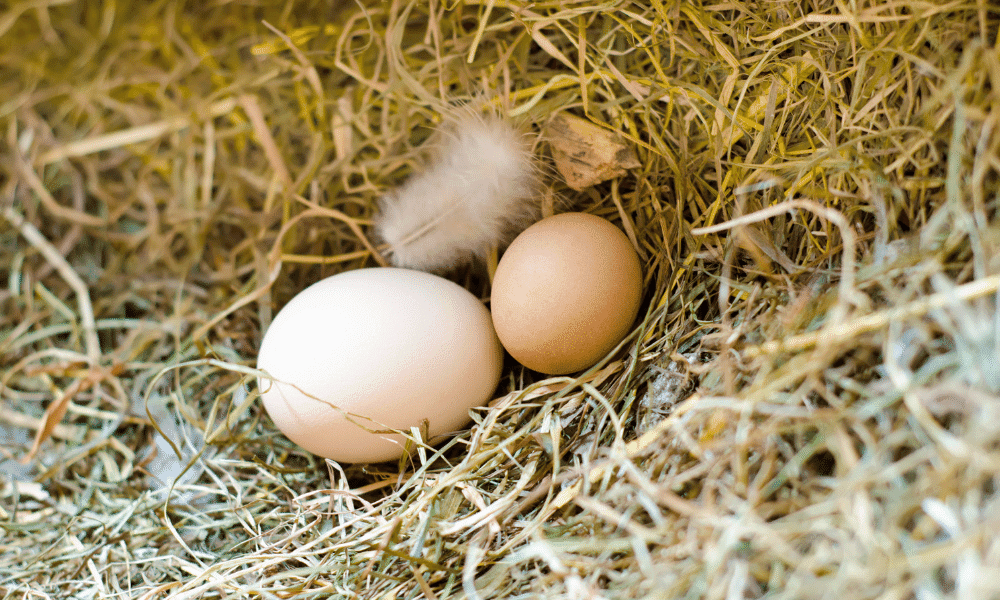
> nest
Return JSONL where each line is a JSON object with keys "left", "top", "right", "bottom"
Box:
{"left": 2, "top": 1, "right": 999, "bottom": 598}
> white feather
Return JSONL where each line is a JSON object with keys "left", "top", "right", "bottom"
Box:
{"left": 375, "top": 112, "right": 540, "bottom": 272}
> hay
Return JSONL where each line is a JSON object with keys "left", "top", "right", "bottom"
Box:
{"left": 2, "top": 0, "right": 999, "bottom": 598}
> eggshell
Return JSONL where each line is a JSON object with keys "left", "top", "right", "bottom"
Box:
{"left": 256, "top": 268, "right": 503, "bottom": 463}
{"left": 490, "top": 212, "right": 642, "bottom": 375}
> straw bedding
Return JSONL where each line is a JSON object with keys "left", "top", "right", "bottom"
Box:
{"left": 1, "top": 1, "right": 999, "bottom": 598}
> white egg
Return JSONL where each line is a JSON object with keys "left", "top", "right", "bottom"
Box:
{"left": 256, "top": 267, "right": 503, "bottom": 463}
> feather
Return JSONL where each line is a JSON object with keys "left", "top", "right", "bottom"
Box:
{"left": 374, "top": 110, "right": 540, "bottom": 272}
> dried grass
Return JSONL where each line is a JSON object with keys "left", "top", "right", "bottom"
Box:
{"left": 2, "top": 1, "right": 999, "bottom": 598}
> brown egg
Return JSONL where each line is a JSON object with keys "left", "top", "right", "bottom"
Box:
{"left": 490, "top": 212, "right": 643, "bottom": 374}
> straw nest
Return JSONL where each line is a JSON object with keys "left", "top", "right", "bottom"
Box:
{"left": 2, "top": 1, "right": 999, "bottom": 598}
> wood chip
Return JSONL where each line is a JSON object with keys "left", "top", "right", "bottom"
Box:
{"left": 545, "top": 113, "right": 640, "bottom": 191}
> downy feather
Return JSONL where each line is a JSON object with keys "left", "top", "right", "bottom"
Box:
{"left": 374, "top": 111, "right": 540, "bottom": 272}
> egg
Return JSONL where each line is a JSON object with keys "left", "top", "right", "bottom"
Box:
{"left": 490, "top": 212, "right": 643, "bottom": 375}
{"left": 256, "top": 268, "right": 503, "bottom": 463}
